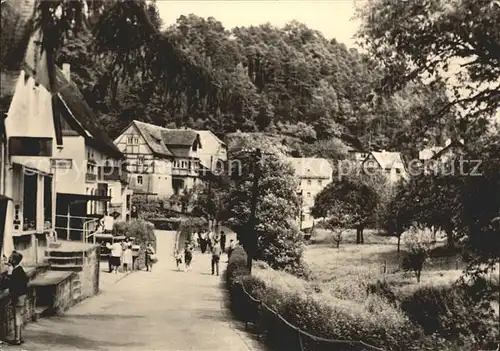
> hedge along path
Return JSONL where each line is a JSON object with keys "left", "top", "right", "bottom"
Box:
{"left": 237, "top": 282, "right": 386, "bottom": 351}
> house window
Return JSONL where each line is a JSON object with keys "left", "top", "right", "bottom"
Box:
{"left": 172, "top": 178, "right": 185, "bottom": 195}
{"left": 127, "top": 136, "right": 133, "bottom": 144}
{"left": 43, "top": 176, "right": 53, "bottom": 227}
{"left": 396, "top": 169, "right": 401, "bottom": 174}
{"left": 23, "top": 173, "right": 37, "bottom": 231}
{"left": 307, "top": 192, "right": 311, "bottom": 198}
{"left": 307, "top": 180, "right": 312, "bottom": 186}
{"left": 133, "top": 137, "right": 139, "bottom": 144}
{"left": 137, "top": 175, "right": 143, "bottom": 185}
{"left": 318, "top": 180, "right": 323, "bottom": 186}
{"left": 137, "top": 156, "right": 144, "bottom": 164}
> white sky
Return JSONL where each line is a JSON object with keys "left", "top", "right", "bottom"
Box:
{"left": 156, "top": 0, "right": 363, "bottom": 48}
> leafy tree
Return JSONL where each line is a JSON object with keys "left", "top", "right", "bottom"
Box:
{"left": 311, "top": 177, "right": 380, "bottom": 244}
{"left": 384, "top": 192, "right": 411, "bottom": 253}
{"left": 388, "top": 172, "right": 463, "bottom": 249}
{"left": 325, "top": 217, "right": 349, "bottom": 249}
{"left": 224, "top": 142, "right": 304, "bottom": 272}
{"left": 359, "top": 0, "right": 500, "bottom": 125}
{"left": 402, "top": 226, "right": 435, "bottom": 283}
{"left": 191, "top": 183, "right": 229, "bottom": 229}
{"left": 457, "top": 134, "right": 500, "bottom": 274}
{"left": 26, "top": 3, "right": 456, "bottom": 155}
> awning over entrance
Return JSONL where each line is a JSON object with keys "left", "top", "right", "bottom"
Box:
{"left": 57, "top": 193, "right": 111, "bottom": 204}
{"left": 0, "top": 195, "right": 12, "bottom": 202}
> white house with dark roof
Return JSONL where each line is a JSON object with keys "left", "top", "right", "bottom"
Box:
{"left": 51, "top": 63, "right": 131, "bottom": 241}
{"left": 195, "top": 130, "right": 227, "bottom": 172}
{"left": 287, "top": 157, "right": 333, "bottom": 229}
{"left": 114, "top": 121, "right": 205, "bottom": 200}
{"left": 419, "top": 139, "right": 465, "bottom": 175}
{"left": 362, "top": 151, "right": 408, "bottom": 183}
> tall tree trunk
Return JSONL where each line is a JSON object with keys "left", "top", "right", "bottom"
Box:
{"left": 360, "top": 227, "right": 364, "bottom": 244}
{"left": 397, "top": 235, "right": 401, "bottom": 253}
{"left": 446, "top": 229, "right": 454, "bottom": 248}
{"left": 356, "top": 228, "right": 361, "bottom": 244}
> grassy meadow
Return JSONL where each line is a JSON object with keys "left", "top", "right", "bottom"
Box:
{"left": 304, "top": 228, "right": 468, "bottom": 298}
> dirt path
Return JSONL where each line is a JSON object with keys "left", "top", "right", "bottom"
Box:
{"left": 2, "top": 230, "right": 261, "bottom": 351}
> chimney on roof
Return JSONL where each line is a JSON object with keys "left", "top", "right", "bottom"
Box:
{"left": 445, "top": 138, "right": 452, "bottom": 147}
{"left": 62, "top": 63, "right": 71, "bottom": 81}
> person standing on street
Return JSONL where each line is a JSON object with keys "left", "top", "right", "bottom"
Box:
{"left": 211, "top": 240, "right": 222, "bottom": 276}
{"left": 207, "top": 230, "right": 214, "bottom": 253}
{"left": 227, "top": 239, "right": 236, "bottom": 261}
{"left": 4, "top": 251, "right": 29, "bottom": 345}
{"left": 220, "top": 230, "right": 226, "bottom": 253}
{"left": 145, "top": 242, "right": 156, "bottom": 272}
{"left": 106, "top": 240, "right": 123, "bottom": 273}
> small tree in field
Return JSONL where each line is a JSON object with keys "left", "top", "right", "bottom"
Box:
{"left": 311, "top": 178, "right": 379, "bottom": 244}
{"left": 402, "top": 226, "right": 434, "bottom": 283}
{"left": 331, "top": 226, "right": 345, "bottom": 249}
{"left": 325, "top": 211, "right": 352, "bottom": 249}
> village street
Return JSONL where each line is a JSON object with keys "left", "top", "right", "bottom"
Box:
{"left": 1, "top": 231, "right": 261, "bottom": 351}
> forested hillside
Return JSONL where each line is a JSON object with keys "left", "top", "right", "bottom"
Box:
{"left": 56, "top": 6, "right": 456, "bottom": 157}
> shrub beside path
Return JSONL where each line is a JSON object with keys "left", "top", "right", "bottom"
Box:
{"left": 2, "top": 230, "right": 263, "bottom": 351}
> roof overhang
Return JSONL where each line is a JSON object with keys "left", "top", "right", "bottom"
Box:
{"left": 0, "top": 195, "right": 12, "bottom": 202}
{"left": 57, "top": 192, "right": 111, "bottom": 204}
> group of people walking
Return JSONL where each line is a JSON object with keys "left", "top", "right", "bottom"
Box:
{"left": 106, "top": 237, "right": 138, "bottom": 273}
{"left": 174, "top": 229, "right": 238, "bottom": 276}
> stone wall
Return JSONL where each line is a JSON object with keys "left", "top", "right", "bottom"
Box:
{"left": 52, "top": 273, "right": 77, "bottom": 314}
{"left": 80, "top": 245, "right": 99, "bottom": 298}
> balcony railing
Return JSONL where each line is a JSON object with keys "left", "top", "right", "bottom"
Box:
{"left": 55, "top": 214, "right": 99, "bottom": 243}
{"left": 171, "top": 167, "right": 198, "bottom": 176}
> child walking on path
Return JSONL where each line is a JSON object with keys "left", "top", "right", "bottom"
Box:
{"left": 184, "top": 244, "right": 193, "bottom": 272}
{"left": 174, "top": 250, "right": 183, "bottom": 271}
{"left": 145, "top": 243, "right": 156, "bottom": 272}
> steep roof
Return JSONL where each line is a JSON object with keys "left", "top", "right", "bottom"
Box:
{"left": 55, "top": 68, "right": 123, "bottom": 159}
{"left": 367, "top": 151, "right": 405, "bottom": 170}
{"left": 130, "top": 121, "right": 201, "bottom": 158}
{"left": 287, "top": 157, "right": 333, "bottom": 179}
{"left": 196, "top": 130, "right": 226, "bottom": 147}
{"left": 1, "top": 0, "right": 36, "bottom": 108}
{"left": 133, "top": 121, "right": 173, "bottom": 157}
{"left": 162, "top": 129, "right": 199, "bottom": 146}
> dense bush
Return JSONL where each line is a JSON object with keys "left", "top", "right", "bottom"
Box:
{"left": 239, "top": 267, "right": 421, "bottom": 351}
{"left": 401, "top": 285, "right": 499, "bottom": 348}
{"left": 226, "top": 247, "right": 249, "bottom": 288}
{"left": 113, "top": 220, "right": 156, "bottom": 270}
